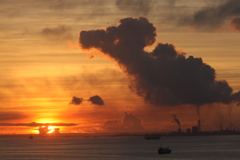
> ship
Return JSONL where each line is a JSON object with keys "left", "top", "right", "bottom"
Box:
{"left": 158, "top": 147, "right": 171, "bottom": 154}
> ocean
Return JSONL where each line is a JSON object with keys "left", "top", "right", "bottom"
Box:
{"left": 0, "top": 135, "right": 240, "bottom": 160}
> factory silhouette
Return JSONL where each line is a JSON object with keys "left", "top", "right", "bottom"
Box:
{"left": 169, "top": 118, "right": 238, "bottom": 136}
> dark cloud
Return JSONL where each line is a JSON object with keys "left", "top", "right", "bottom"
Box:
{"left": 70, "top": 96, "right": 83, "bottom": 105}
{"left": 88, "top": 95, "right": 104, "bottom": 105}
{"left": 79, "top": 17, "right": 240, "bottom": 107}
{"left": 115, "top": 0, "right": 152, "bottom": 16}
{"left": 231, "top": 17, "right": 240, "bottom": 32}
{"left": 69, "top": 95, "right": 104, "bottom": 105}
{"left": 0, "top": 112, "right": 29, "bottom": 121}
{"left": 41, "top": 25, "right": 72, "bottom": 41}
{"left": 179, "top": 0, "right": 240, "bottom": 31}
{"left": 0, "top": 122, "right": 78, "bottom": 126}
{"left": 102, "top": 112, "right": 145, "bottom": 132}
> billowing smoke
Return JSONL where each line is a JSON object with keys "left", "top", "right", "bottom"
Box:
{"left": 231, "top": 17, "right": 240, "bottom": 32}
{"left": 179, "top": 0, "right": 240, "bottom": 31}
{"left": 88, "top": 95, "right": 104, "bottom": 105}
{"left": 70, "top": 96, "right": 83, "bottom": 105}
{"left": 172, "top": 114, "right": 180, "bottom": 126}
{"left": 79, "top": 17, "right": 240, "bottom": 107}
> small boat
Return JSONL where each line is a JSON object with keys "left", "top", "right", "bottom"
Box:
{"left": 29, "top": 135, "right": 33, "bottom": 139}
{"left": 158, "top": 147, "right": 171, "bottom": 154}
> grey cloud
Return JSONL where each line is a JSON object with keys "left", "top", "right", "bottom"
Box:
{"left": 41, "top": 25, "right": 72, "bottom": 41}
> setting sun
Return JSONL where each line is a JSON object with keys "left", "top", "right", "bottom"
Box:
{"left": 47, "top": 126, "right": 55, "bottom": 134}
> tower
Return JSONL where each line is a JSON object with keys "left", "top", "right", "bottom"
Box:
{"left": 198, "top": 119, "right": 201, "bottom": 132}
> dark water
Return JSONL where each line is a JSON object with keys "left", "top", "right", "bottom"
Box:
{"left": 0, "top": 135, "right": 240, "bottom": 160}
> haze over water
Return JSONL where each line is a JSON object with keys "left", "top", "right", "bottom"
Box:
{"left": 1, "top": 135, "right": 240, "bottom": 160}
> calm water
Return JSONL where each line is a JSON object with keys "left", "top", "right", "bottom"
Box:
{"left": 0, "top": 135, "right": 240, "bottom": 160}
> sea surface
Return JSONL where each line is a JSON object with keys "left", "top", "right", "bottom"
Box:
{"left": 0, "top": 135, "right": 240, "bottom": 160}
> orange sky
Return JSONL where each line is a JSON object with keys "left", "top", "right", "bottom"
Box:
{"left": 0, "top": 0, "right": 240, "bottom": 134}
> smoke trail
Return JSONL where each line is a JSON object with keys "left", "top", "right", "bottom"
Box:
{"left": 179, "top": 0, "right": 240, "bottom": 31}
{"left": 79, "top": 17, "right": 240, "bottom": 107}
{"left": 172, "top": 114, "right": 180, "bottom": 126}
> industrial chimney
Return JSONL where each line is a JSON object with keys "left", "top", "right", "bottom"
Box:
{"left": 198, "top": 119, "right": 201, "bottom": 132}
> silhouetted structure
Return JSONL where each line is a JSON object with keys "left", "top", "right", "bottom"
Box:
{"left": 192, "top": 126, "right": 199, "bottom": 133}
{"left": 186, "top": 128, "right": 191, "bottom": 134}
{"left": 53, "top": 128, "right": 60, "bottom": 134}
{"left": 198, "top": 119, "right": 201, "bottom": 132}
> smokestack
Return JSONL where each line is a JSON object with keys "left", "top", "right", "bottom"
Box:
{"left": 178, "top": 126, "right": 181, "bottom": 132}
{"left": 198, "top": 119, "right": 201, "bottom": 132}
{"left": 220, "top": 123, "right": 223, "bottom": 131}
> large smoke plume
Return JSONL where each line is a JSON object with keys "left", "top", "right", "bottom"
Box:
{"left": 79, "top": 17, "right": 240, "bottom": 107}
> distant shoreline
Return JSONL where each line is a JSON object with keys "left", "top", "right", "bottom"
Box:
{"left": 1, "top": 131, "right": 240, "bottom": 138}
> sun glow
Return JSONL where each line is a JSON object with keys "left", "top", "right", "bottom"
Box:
{"left": 47, "top": 126, "right": 56, "bottom": 133}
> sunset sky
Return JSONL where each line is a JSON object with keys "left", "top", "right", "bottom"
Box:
{"left": 1, "top": 0, "right": 240, "bottom": 134}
